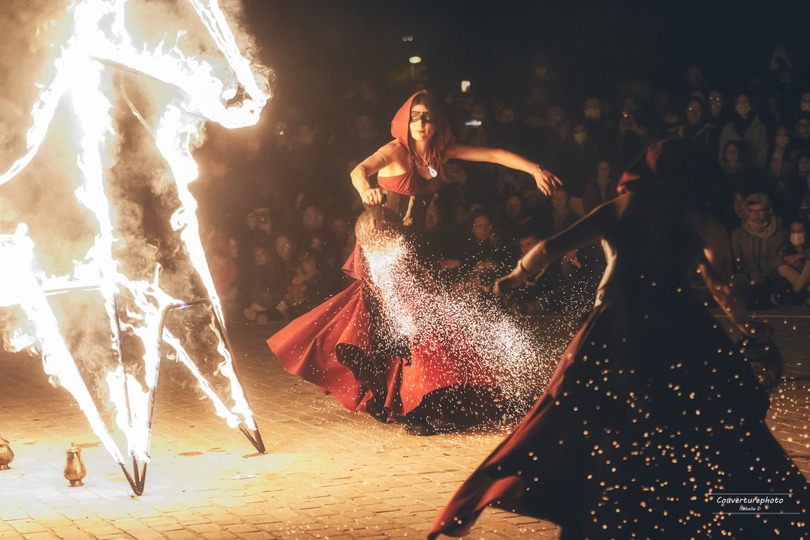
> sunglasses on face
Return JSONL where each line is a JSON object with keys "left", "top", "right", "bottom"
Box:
{"left": 410, "top": 111, "right": 432, "bottom": 124}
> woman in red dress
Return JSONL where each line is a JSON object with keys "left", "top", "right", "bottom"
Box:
{"left": 267, "top": 91, "right": 560, "bottom": 435}
{"left": 430, "top": 139, "right": 808, "bottom": 538}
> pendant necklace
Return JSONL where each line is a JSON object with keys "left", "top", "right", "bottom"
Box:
{"left": 414, "top": 152, "right": 438, "bottom": 178}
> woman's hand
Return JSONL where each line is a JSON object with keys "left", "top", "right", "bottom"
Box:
{"left": 532, "top": 168, "right": 562, "bottom": 196}
{"left": 360, "top": 187, "right": 384, "bottom": 205}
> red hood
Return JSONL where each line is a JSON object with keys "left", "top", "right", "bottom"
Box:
{"left": 390, "top": 90, "right": 454, "bottom": 156}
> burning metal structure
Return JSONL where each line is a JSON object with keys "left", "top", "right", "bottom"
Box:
{"left": 0, "top": 0, "right": 270, "bottom": 495}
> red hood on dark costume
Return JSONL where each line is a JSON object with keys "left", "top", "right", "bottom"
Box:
{"left": 390, "top": 90, "right": 455, "bottom": 158}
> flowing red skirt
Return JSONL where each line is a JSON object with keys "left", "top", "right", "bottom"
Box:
{"left": 267, "top": 277, "right": 497, "bottom": 420}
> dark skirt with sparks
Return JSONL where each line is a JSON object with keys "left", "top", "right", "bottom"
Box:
{"left": 430, "top": 294, "right": 809, "bottom": 539}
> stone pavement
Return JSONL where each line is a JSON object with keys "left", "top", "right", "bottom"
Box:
{"left": 0, "top": 307, "right": 808, "bottom": 540}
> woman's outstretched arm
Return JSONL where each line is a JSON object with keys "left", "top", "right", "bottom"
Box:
{"left": 445, "top": 143, "right": 561, "bottom": 195}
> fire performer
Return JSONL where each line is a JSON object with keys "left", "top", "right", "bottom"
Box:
{"left": 269, "top": 205, "right": 509, "bottom": 435}
{"left": 430, "top": 139, "right": 809, "bottom": 538}
{"left": 268, "top": 91, "right": 560, "bottom": 435}
{"left": 351, "top": 90, "right": 559, "bottom": 229}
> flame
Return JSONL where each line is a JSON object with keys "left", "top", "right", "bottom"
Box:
{"left": 0, "top": 0, "right": 269, "bottom": 475}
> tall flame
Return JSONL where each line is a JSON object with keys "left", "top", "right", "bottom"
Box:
{"left": 0, "top": 0, "right": 270, "bottom": 477}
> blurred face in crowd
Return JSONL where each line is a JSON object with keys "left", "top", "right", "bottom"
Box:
{"left": 253, "top": 246, "right": 270, "bottom": 267}
{"left": 275, "top": 235, "right": 293, "bottom": 262}
{"left": 330, "top": 217, "right": 349, "bottom": 238}
{"left": 708, "top": 91, "right": 724, "bottom": 117}
{"left": 800, "top": 92, "right": 810, "bottom": 113}
{"left": 519, "top": 235, "right": 540, "bottom": 255}
{"left": 547, "top": 105, "right": 564, "bottom": 128}
{"left": 790, "top": 221, "right": 806, "bottom": 248}
{"left": 796, "top": 117, "right": 810, "bottom": 140}
{"left": 499, "top": 106, "right": 516, "bottom": 123}
{"left": 528, "top": 85, "right": 546, "bottom": 105}
{"left": 248, "top": 208, "right": 271, "bottom": 234}
{"left": 734, "top": 95, "right": 751, "bottom": 119}
{"left": 354, "top": 114, "right": 375, "bottom": 138}
{"left": 470, "top": 103, "right": 487, "bottom": 122}
{"left": 301, "top": 254, "right": 318, "bottom": 275}
{"left": 724, "top": 143, "right": 740, "bottom": 167}
{"left": 745, "top": 201, "right": 770, "bottom": 226}
{"left": 472, "top": 215, "right": 492, "bottom": 242}
{"left": 505, "top": 195, "right": 523, "bottom": 220}
{"left": 797, "top": 155, "right": 810, "bottom": 176}
{"left": 597, "top": 161, "right": 611, "bottom": 183}
{"left": 621, "top": 97, "right": 639, "bottom": 116}
{"left": 583, "top": 98, "right": 602, "bottom": 121}
{"left": 775, "top": 126, "right": 790, "bottom": 149}
{"left": 686, "top": 99, "right": 703, "bottom": 126}
{"left": 686, "top": 65, "right": 703, "bottom": 87}
{"left": 227, "top": 238, "right": 238, "bottom": 259}
{"left": 572, "top": 124, "right": 588, "bottom": 145}
{"left": 551, "top": 189, "right": 570, "bottom": 212}
{"left": 409, "top": 102, "right": 436, "bottom": 143}
{"left": 302, "top": 205, "right": 324, "bottom": 231}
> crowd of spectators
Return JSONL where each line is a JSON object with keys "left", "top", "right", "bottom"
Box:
{"left": 204, "top": 46, "right": 810, "bottom": 323}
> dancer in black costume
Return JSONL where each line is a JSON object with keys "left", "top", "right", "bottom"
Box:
{"left": 430, "top": 139, "right": 808, "bottom": 539}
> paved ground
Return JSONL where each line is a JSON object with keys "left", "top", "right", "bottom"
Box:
{"left": 0, "top": 306, "right": 808, "bottom": 540}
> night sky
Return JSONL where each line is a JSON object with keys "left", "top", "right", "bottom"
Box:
{"left": 241, "top": 0, "right": 810, "bottom": 115}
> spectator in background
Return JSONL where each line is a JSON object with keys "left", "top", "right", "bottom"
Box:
{"left": 730, "top": 192, "right": 791, "bottom": 308}
{"left": 720, "top": 139, "right": 762, "bottom": 197}
{"left": 522, "top": 84, "right": 549, "bottom": 131}
{"left": 206, "top": 229, "right": 240, "bottom": 321}
{"left": 419, "top": 199, "right": 463, "bottom": 274}
{"left": 457, "top": 102, "right": 490, "bottom": 147}
{"left": 494, "top": 193, "right": 533, "bottom": 255}
{"left": 582, "top": 160, "right": 618, "bottom": 214}
{"left": 776, "top": 220, "right": 810, "bottom": 306}
{"left": 706, "top": 89, "right": 729, "bottom": 130}
{"left": 581, "top": 96, "right": 614, "bottom": 157}
{"left": 676, "top": 96, "right": 719, "bottom": 157}
{"left": 767, "top": 125, "right": 793, "bottom": 181}
{"left": 490, "top": 103, "right": 536, "bottom": 159}
{"left": 560, "top": 121, "right": 600, "bottom": 215}
{"left": 799, "top": 173, "right": 810, "bottom": 219}
{"left": 786, "top": 113, "right": 810, "bottom": 166}
{"left": 274, "top": 232, "right": 298, "bottom": 277}
{"left": 298, "top": 200, "right": 329, "bottom": 261}
{"left": 773, "top": 149, "right": 810, "bottom": 222}
{"left": 615, "top": 96, "right": 651, "bottom": 171}
{"left": 243, "top": 244, "right": 286, "bottom": 323}
{"left": 719, "top": 93, "right": 769, "bottom": 170}
{"left": 544, "top": 186, "right": 579, "bottom": 238}
{"left": 244, "top": 206, "right": 273, "bottom": 247}
{"left": 326, "top": 213, "right": 357, "bottom": 279}
{"left": 458, "top": 210, "right": 511, "bottom": 294}
{"left": 682, "top": 65, "right": 708, "bottom": 101}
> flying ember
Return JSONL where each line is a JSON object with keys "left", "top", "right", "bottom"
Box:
{"left": 0, "top": 0, "right": 271, "bottom": 495}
